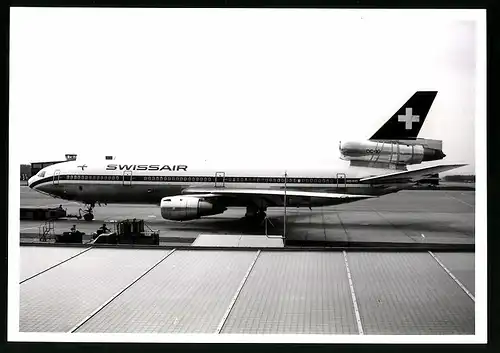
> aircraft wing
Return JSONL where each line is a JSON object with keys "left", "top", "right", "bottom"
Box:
{"left": 359, "top": 164, "right": 467, "bottom": 184}
{"left": 181, "top": 188, "right": 375, "bottom": 207}
{"left": 182, "top": 188, "right": 375, "bottom": 200}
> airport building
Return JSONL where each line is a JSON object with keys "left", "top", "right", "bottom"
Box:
{"left": 20, "top": 164, "right": 30, "bottom": 181}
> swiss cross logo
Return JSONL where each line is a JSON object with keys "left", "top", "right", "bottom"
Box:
{"left": 398, "top": 108, "right": 420, "bottom": 130}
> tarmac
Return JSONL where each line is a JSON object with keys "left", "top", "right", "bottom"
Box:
{"left": 19, "top": 246, "right": 475, "bottom": 335}
{"left": 17, "top": 186, "right": 476, "bottom": 336}
{"left": 19, "top": 186, "right": 475, "bottom": 248}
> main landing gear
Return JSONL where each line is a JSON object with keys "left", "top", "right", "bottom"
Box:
{"left": 244, "top": 205, "right": 268, "bottom": 224}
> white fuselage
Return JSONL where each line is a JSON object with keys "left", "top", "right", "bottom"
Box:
{"left": 28, "top": 160, "right": 406, "bottom": 207}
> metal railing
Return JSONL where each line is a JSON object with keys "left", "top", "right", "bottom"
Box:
{"left": 264, "top": 171, "right": 287, "bottom": 242}
{"left": 38, "top": 220, "right": 55, "bottom": 242}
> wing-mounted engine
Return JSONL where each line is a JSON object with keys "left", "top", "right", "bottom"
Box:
{"left": 339, "top": 139, "right": 445, "bottom": 169}
{"left": 160, "top": 195, "right": 227, "bottom": 221}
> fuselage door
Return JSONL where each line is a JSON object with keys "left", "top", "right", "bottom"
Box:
{"left": 336, "top": 173, "right": 347, "bottom": 189}
{"left": 215, "top": 172, "right": 225, "bottom": 188}
{"left": 123, "top": 171, "right": 132, "bottom": 186}
{"left": 53, "top": 170, "right": 60, "bottom": 185}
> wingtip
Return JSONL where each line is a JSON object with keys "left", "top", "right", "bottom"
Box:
{"left": 343, "top": 194, "right": 378, "bottom": 199}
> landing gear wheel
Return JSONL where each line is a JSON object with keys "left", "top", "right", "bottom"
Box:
{"left": 83, "top": 213, "right": 94, "bottom": 221}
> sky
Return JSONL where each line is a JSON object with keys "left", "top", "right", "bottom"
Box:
{"left": 10, "top": 8, "right": 484, "bottom": 174}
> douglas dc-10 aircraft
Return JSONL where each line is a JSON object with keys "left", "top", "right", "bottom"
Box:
{"left": 28, "top": 91, "right": 465, "bottom": 222}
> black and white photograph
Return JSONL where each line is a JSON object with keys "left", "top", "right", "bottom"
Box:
{"left": 9, "top": 7, "right": 486, "bottom": 343}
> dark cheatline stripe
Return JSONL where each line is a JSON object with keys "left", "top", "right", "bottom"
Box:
{"left": 29, "top": 174, "right": 363, "bottom": 188}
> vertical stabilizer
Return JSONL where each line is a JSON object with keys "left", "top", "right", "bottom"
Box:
{"left": 370, "top": 91, "right": 438, "bottom": 141}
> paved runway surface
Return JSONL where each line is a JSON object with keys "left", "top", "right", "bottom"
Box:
{"left": 19, "top": 246, "right": 475, "bottom": 335}
{"left": 20, "top": 186, "right": 475, "bottom": 246}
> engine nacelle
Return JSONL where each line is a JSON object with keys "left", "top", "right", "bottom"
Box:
{"left": 339, "top": 140, "right": 445, "bottom": 166}
{"left": 160, "top": 196, "right": 226, "bottom": 221}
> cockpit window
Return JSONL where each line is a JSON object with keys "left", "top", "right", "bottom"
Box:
{"left": 37, "top": 171, "right": 46, "bottom": 177}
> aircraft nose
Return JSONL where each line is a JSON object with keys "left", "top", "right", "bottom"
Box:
{"left": 28, "top": 176, "right": 35, "bottom": 189}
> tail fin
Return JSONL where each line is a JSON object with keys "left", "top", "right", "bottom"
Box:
{"left": 370, "top": 91, "right": 438, "bottom": 141}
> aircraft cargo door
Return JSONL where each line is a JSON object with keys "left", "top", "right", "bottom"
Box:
{"left": 123, "top": 171, "right": 132, "bottom": 186}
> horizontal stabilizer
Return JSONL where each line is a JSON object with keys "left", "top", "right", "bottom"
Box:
{"left": 350, "top": 160, "right": 408, "bottom": 171}
{"left": 359, "top": 164, "right": 467, "bottom": 184}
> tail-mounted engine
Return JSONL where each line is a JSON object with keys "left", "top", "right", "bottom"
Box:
{"left": 160, "top": 196, "right": 227, "bottom": 221}
{"left": 339, "top": 139, "right": 445, "bottom": 168}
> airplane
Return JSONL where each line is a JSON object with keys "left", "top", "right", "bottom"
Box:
{"left": 28, "top": 91, "right": 466, "bottom": 222}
